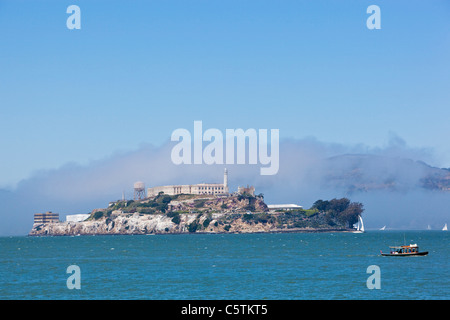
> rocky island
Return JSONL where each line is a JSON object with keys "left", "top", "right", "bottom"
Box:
{"left": 29, "top": 193, "right": 363, "bottom": 236}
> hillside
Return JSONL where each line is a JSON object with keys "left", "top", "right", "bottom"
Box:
{"left": 28, "top": 194, "right": 359, "bottom": 236}
{"left": 319, "top": 154, "right": 450, "bottom": 192}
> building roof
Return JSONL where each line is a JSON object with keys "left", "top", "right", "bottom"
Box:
{"left": 267, "top": 204, "right": 303, "bottom": 209}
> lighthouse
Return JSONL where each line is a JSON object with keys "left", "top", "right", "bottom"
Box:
{"left": 224, "top": 168, "right": 229, "bottom": 193}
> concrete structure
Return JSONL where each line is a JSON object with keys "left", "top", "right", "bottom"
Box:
{"left": 267, "top": 204, "right": 303, "bottom": 212}
{"left": 237, "top": 185, "right": 255, "bottom": 196}
{"left": 147, "top": 169, "right": 230, "bottom": 197}
{"left": 34, "top": 211, "right": 60, "bottom": 224}
{"left": 134, "top": 181, "right": 146, "bottom": 200}
{"left": 66, "top": 214, "right": 90, "bottom": 222}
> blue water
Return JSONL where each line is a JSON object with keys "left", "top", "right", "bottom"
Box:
{"left": 0, "top": 231, "right": 448, "bottom": 299}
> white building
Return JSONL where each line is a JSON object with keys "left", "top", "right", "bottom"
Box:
{"left": 147, "top": 169, "right": 229, "bottom": 197}
{"left": 66, "top": 214, "right": 90, "bottom": 222}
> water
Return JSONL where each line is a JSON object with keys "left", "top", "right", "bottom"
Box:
{"left": 0, "top": 231, "right": 448, "bottom": 299}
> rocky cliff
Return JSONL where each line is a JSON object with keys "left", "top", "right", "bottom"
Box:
{"left": 29, "top": 211, "right": 273, "bottom": 236}
{"left": 29, "top": 211, "right": 349, "bottom": 236}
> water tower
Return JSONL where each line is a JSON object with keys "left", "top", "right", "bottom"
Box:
{"left": 133, "top": 181, "right": 146, "bottom": 200}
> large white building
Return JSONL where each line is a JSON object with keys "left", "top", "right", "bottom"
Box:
{"left": 147, "top": 169, "right": 230, "bottom": 197}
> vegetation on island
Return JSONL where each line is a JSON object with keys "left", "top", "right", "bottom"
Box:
{"left": 87, "top": 192, "right": 178, "bottom": 220}
{"left": 85, "top": 191, "right": 363, "bottom": 233}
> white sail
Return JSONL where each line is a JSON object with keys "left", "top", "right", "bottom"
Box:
{"left": 427, "top": 225, "right": 431, "bottom": 230}
{"left": 380, "top": 225, "right": 386, "bottom": 230}
{"left": 359, "top": 215, "right": 365, "bottom": 232}
{"left": 443, "top": 223, "right": 448, "bottom": 231}
{"left": 352, "top": 215, "right": 365, "bottom": 233}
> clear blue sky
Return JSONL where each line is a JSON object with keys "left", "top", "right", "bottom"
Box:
{"left": 1, "top": 0, "right": 450, "bottom": 187}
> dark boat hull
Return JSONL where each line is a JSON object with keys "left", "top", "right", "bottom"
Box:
{"left": 381, "top": 251, "right": 428, "bottom": 257}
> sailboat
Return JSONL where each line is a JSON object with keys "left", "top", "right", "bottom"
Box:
{"left": 353, "top": 215, "right": 365, "bottom": 233}
{"left": 427, "top": 225, "right": 432, "bottom": 230}
{"left": 380, "top": 225, "right": 386, "bottom": 231}
{"left": 443, "top": 223, "right": 448, "bottom": 231}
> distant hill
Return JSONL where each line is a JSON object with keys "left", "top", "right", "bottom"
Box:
{"left": 317, "top": 154, "right": 450, "bottom": 193}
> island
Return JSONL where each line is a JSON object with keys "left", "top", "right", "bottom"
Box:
{"left": 28, "top": 193, "right": 364, "bottom": 236}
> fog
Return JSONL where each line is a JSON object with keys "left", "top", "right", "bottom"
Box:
{"left": 0, "top": 136, "right": 448, "bottom": 236}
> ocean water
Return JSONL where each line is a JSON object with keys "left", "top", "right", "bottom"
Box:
{"left": 0, "top": 231, "right": 448, "bottom": 300}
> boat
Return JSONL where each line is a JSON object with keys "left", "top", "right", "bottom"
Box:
{"left": 380, "top": 244, "right": 428, "bottom": 257}
{"left": 427, "top": 225, "right": 432, "bottom": 230}
{"left": 443, "top": 223, "right": 448, "bottom": 231}
{"left": 379, "top": 225, "right": 386, "bottom": 231}
{"left": 353, "top": 215, "right": 365, "bottom": 233}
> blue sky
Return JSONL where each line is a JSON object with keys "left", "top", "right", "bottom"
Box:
{"left": 1, "top": 0, "right": 450, "bottom": 188}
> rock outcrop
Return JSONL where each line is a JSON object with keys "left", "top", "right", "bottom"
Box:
{"left": 29, "top": 211, "right": 278, "bottom": 236}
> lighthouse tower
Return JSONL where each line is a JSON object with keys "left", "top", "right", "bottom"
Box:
{"left": 224, "top": 168, "right": 229, "bottom": 193}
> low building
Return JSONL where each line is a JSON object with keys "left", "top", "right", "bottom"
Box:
{"left": 34, "top": 211, "right": 60, "bottom": 224}
{"left": 147, "top": 169, "right": 229, "bottom": 197}
{"left": 148, "top": 183, "right": 228, "bottom": 197}
{"left": 267, "top": 204, "right": 303, "bottom": 212}
{"left": 237, "top": 185, "right": 255, "bottom": 196}
{"left": 66, "top": 214, "right": 90, "bottom": 222}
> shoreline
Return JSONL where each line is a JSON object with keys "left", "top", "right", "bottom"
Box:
{"left": 28, "top": 227, "right": 354, "bottom": 237}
